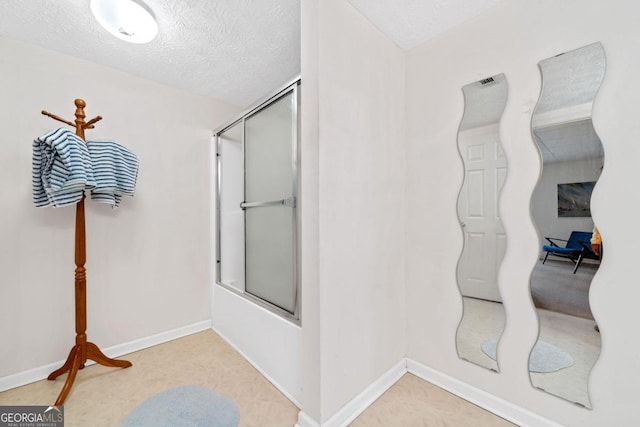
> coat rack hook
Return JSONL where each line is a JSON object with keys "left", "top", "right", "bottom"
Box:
{"left": 84, "top": 115, "right": 103, "bottom": 129}
{"left": 41, "top": 110, "right": 75, "bottom": 127}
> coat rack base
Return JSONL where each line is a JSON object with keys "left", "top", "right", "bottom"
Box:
{"left": 48, "top": 342, "right": 132, "bottom": 405}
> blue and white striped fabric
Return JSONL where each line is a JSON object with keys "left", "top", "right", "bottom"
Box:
{"left": 32, "top": 128, "right": 96, "bottom": 207}
{"left": 86, "top": 140, "right": 139, "bottom": 208}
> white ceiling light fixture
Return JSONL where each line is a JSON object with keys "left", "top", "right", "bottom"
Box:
{"left": 90, "top": 0, "right": 158, "bottom": 44}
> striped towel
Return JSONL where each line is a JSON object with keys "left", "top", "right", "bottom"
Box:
{"left": 32, "top": 128, "right": 96, "bottom": 207}
{"left": 86, "top": 140, "right": 139, "bottom": 208}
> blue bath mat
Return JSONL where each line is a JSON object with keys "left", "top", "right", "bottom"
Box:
{"left": 121, "top": 385, "right": 240, "bottom": 427}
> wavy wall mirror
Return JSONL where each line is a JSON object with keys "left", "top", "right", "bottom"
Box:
{"left": 456, "top": 73, "right": 508, "bottom": 371}
{"left": 529, "top": 42, "right": 605, "bottom": 408}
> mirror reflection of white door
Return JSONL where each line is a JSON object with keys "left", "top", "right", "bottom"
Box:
{"left": 457, "top": 126, "right": 506, "bottom": 302}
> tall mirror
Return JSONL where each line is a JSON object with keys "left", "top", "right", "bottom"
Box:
{"left": 456, "top": 73, "right": 508, "bottom": 371}
{"left": 529, "top": 42, "right": 605, "bottom": 408}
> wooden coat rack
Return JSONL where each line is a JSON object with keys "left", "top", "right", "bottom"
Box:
{"left": 42, "top": 99, "right": 132, "bottom": 405}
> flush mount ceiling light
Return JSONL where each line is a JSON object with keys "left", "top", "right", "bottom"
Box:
{"left": 90, "top": 0, "right": 158, "bottom": 44}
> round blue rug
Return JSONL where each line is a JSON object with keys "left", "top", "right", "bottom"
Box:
{"left": 121, "top": 385, "right": 240, "bottom": 427}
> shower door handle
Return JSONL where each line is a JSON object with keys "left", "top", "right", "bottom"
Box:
{"left": 240, "top": 196, "right": 296, "bottom": 210}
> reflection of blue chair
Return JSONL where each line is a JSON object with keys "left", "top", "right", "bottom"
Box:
{"left": 542, "top": 231, "right": 599, "bottom": 274}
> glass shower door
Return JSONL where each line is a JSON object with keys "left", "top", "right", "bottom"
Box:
{"left": 218, "top": 121, "right": 245, "bottom": 291}
{"left": 243, "top": 90, "right": 297, "bottom": 314}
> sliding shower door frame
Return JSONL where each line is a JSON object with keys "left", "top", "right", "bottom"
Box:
{"left": 214, "top": 77, "right": 301, "bottom": 324}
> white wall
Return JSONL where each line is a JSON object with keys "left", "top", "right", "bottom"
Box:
{"left": 301, "top": 0, "right": 407, "bottom": 422}
{"left": 299, "top": 0, "right": 322, "bottom": 420}
{"left": 406, "top": 0, "right": 640, "bottom": 425}
{"left": 0, "top": 37, "right": 237, "bottom": 381}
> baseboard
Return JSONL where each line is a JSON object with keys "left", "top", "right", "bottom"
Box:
{"left": 210, "top": 325, "right": 302, "bottom": 409}
{"left": 406, "top": 359, "right": 564, "bottom": 427}
{"left": 0, "top": 320, "right": 212, "bottom": 392}
{"left": 298, "top": 358, "right": 562, "bottom": 427}
{"left": 295, "top": 411, "right": 321, "bottom": 427}
{"left": 296, "top": 359, "right": 406, "bottom": 427}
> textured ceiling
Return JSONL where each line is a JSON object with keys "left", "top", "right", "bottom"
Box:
{"left": 535, "top": 42, "right": 606, "bottom": 115}
{"left": 533, "top": 43, "right": 606, "bottom": 163}
{"left": 0, "top": 0, "right": 509, "bottom": 108}
{"left": 459, "top": 73, "right": 507, "bottom": 131}
{"left": 534, "top": 120, "right": 603, "bottom": 164}
{"left": 458, "top": 42, "right": 605, "bottom": 165}
{"left": 0, "top": 0, "right": 301, "bottom": 108}
{"left": 347, "top": 0, "right": 506, "bottom": 50}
